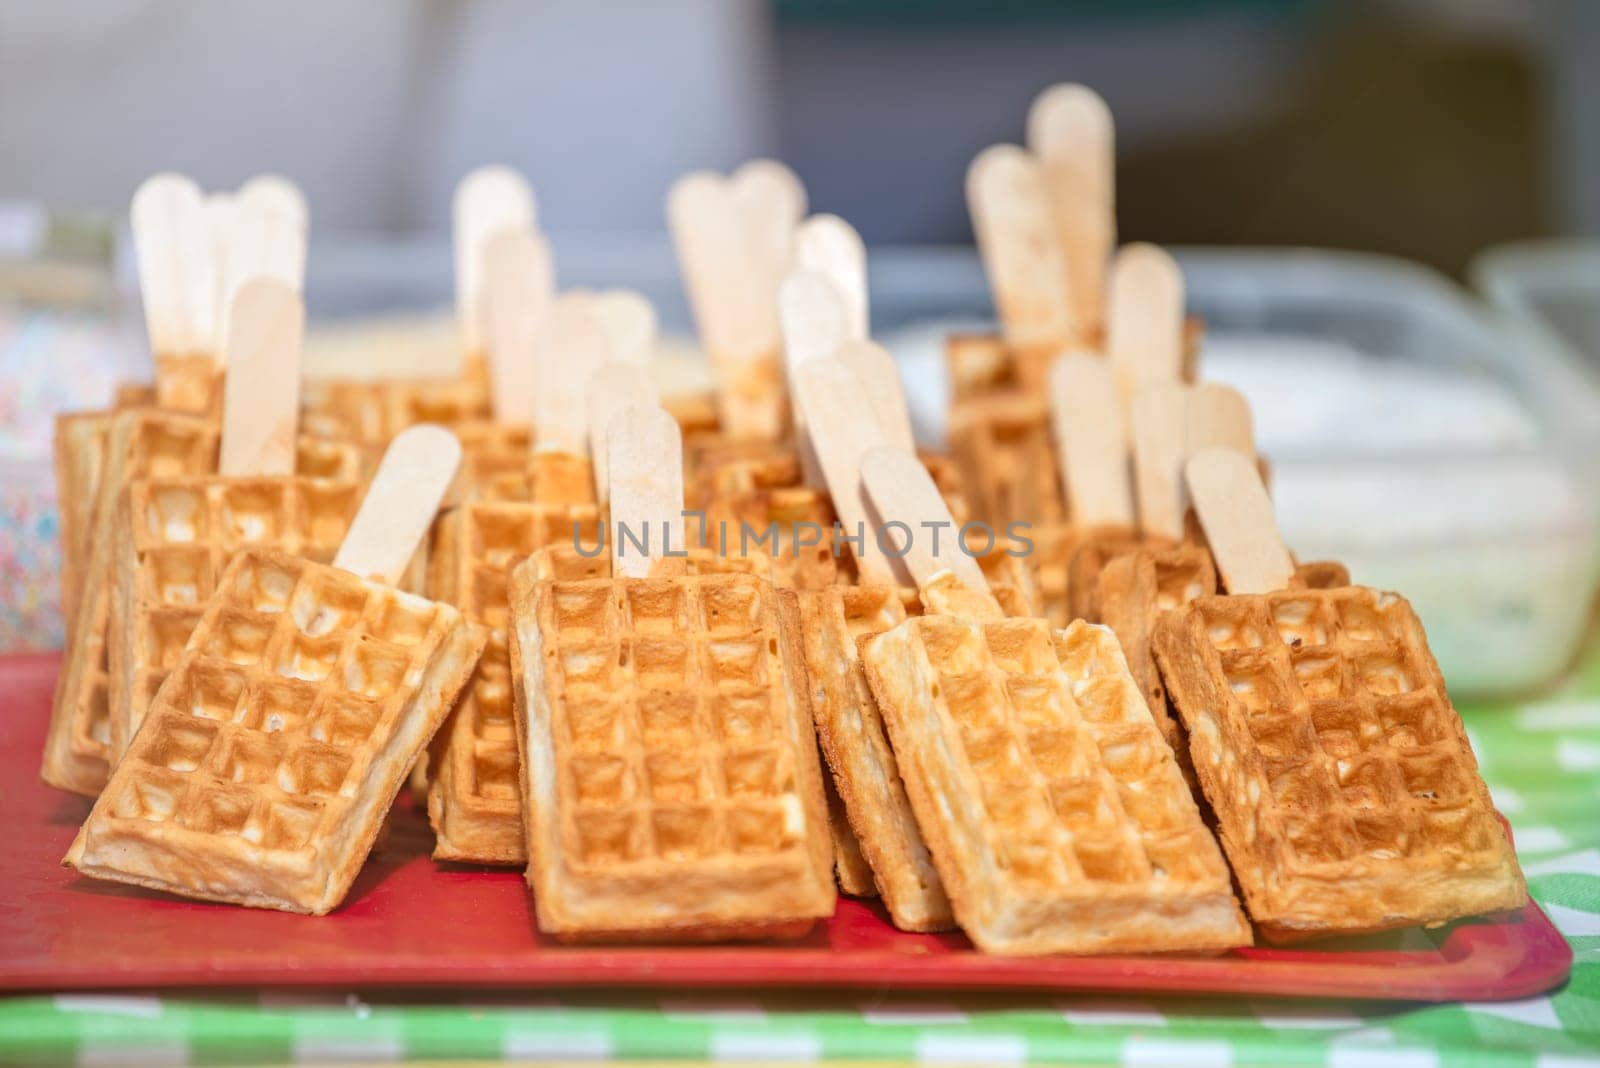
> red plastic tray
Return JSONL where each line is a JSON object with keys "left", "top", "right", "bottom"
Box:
{"left": 0, "top": 653, "right": 1571, "bottom": 1001}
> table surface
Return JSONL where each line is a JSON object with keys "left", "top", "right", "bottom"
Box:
{"left": 3, "top": 634, "right": 1598, "bottom": 1068}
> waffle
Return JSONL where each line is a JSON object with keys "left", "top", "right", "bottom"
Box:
{"left": 944, "top": 322, "right": 1204, "bottom": 403}
{"left": 506, "top": 553, "right": 836, "bottom": 940}
{"left": 54, "top": 412, "right": 114, "bottom": 631}
{"left": 42, "top": 410, "right": 221, "bottom": 797}
{"left": 948, "top": 394, "right": 1063, "bottom": 530}
{"left": 65, "top": 549, "right": 486, "bottom": 913}
{"left": 862, "top": 615, "right": 1249, "bottom": 954}
{"left": 153, "top": 354, "right": 224, "bottom": 416}
{"left": 106, "top": 456, "right": 366, "bottom": 763}
{"left": 1151, "top": 585, "right": 1527, "bottom": 941}
{"left": 425, "top": 499, "right": 603, "bottom": 863}
{"left": 299, "top": 367, "right": 491, "bottom": 446}
{"left": 797, "top": 554, "right": 1038, "bottom": 931}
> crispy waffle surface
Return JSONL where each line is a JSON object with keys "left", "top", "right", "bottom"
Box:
{"left": 797, "top": 555, "right": 1040, "bottom": 932}
{"left": 425, "top": 497, "right": 602, "bottom": 863}
{"left": 948, "top": 394, "right": 1063, "bottom": 532}
{"left": 65, "top": 549, "right": 486, "bottom": 914}
{"left": 54, "top": 411, "right": 114, "bottom": 631}
{"left": 862, "top": 614, "right": 1249, "bottom": 955}
{"left": 506, "top": 549, "right": 836, "bottom": 941}
{"left": 1151, "top": 585, "right": 1527, "bottom": 941}
{"left": 107, "top": 447, "right": 367, "bottom": 763}
{"left": 43, "top": 411, "right": 222, "bottom": 797}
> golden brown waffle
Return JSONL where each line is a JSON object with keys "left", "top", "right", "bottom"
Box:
{"left": 506, "top": 554, "right": 836, "bottom": 940}
{"left": 54, "top": 411, "right": 113, "bottom": 631}
{"left": 795, "top": 554, "right": 1042, "bottom": 932}
{"left": 299, "top": 374, "right": 491, "bottom": 446}
{"left": 42, "top": 410, "right": 221, "bottom": 797}
{"left": 945, "top": 321, "right": 1203, "bottom": 402}
{"left": 107, "top": 459, "right": 366, "bottom": 763}
{"left": 425, "top": 499, "right": 602, "bottom": 863}
{"left": 1152, "top": 585, "right": 1527, "bottom": 941}
{"left": 948, "top": 394, "right": 1064, "bottom": 531}
{"left": 65, "top": 549, "right": 486, "bottom": 913}
{"left": 153, "top": 354, "right": 224, "bottom": 416}
{"left": 862, "top": 615, "right": 1249, "bottom": 954}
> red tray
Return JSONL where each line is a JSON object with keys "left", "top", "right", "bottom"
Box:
{"left": 0, "top": 653, "right": 1570, "bottom": 1001}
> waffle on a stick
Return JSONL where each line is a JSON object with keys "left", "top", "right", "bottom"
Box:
{"left": 67, "top": 549, "right": 484, "bottom": 912}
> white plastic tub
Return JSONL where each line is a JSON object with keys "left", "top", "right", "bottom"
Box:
{"left": 881, "top": 248, "right": 1600, "bottom": 698}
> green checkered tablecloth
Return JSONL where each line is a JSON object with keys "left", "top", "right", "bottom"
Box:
{"left": 4, "top": 645, "right": 1598, "bottom": 1067}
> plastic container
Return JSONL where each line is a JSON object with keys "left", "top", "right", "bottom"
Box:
{"left": 881, "top": 248, "right": 1600, "bottom": 698}
{"left": 1472, "top": 239, "right": 1600, "bottom": 391}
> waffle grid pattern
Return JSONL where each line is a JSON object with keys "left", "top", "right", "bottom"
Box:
{"left": 863, "top": 615, "right": 1247, "bottom": 955}
{"left": 69, "top": 550, "right": 481, "bottom": 914}
{"left": 41, "top": 411, "right": 221, "bottom": 797}
{"left": 426, "top": 501, "right": 601, "bottom": 863}
{"left": 511, "top": 565, "right": 834, "bottom": 938}
{"left": 109, "top": 473, "right": 364, "bottom": 761}
{"left": 1153, "top": 586, "right": 1527, "bottom": 938}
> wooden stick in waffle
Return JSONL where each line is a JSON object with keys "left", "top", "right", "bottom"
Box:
{"left": 1151, "top": 449, "right": 1527, "bottom": 940}
{"left": 506, "top": 404, "right": 835, "bottom": 939}
{"left": 791, "top": 447, "right": 1027, "bottom": 929}
{"left": 667, "top": 161, "right": 806, "bottom": 440}
{"left": 792, "top": 214, "right": 868, "bottom": 341}
{"left": 855, "top": 451, "right": 1247, "bottom": 954}
{"left": 483, "top": 226, "right": 555, "bottom": 427}
{"left": 107, "top": 282, "right": 368, "bottom": 763}
{"left": 778, "top": 269, "right": 850, "bottom": 490}
{"left": 1026, "top": 84, "right": 1114, "bottom": 347}
{"left": 65, "top": 426, "right": 485, "bottom": 913}
{"left": 528, "top": 294, "right": 608, "bottom": 505}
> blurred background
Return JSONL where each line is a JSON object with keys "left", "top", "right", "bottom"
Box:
{"left": 3, "top": 0, "right": 1598, "bottom": 272}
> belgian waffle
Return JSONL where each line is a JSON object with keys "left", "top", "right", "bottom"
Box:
{"left": 506, "top": 552, "right": 836, "bottom": 940}
{"left": 299, "top": 368, "right": 491, "bottom": 446}
{"left": 1152, "top": 585, "right": 1527, "bottom": 940}
{"left": 862, "top": 615, "right": 1249, "bottom": 954}
{"left": 107, "top": 455, "right": 365, "bottom": 763}
{"left": 54, "top": 411, "right": 114, "bottom": 631}
{"left": 797, "top": 554, "right": 1042, "bottom": 931}
{"left": 947, "top": 394, "right": 1064, "bottom": 531}
{"left": 42, "top": 410, "right": 221, "bottom": 796}
{"left": 65, "top": 549, "right": 486, "bottom": 913}
{"left": 153, "top": 354, "right": 224, "bottom": 417}
{"left": 944, "top": 322, "right": 1204, "bottom": 403}
{"left": 425, "top": 499, "right": 603, "bottom": 863}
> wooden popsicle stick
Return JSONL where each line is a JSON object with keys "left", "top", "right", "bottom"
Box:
{"left": 195, "top": 193, "right": 237, "bottom": 357}
{"left": 860, "top": 446, "right": 993, "bottom": 603}
{"left": 219, "top": 279, "right": 304, "bottom": 477}
{"left": 580, "top": 289, "right": 656, "bottom": 367}
{"left": 966, "top": 144, "right": 1072, "bottom": 348}
{"left": 606, "top": 405, "right": 684, "bottom": 579}
{"left": 792, "top": 213, "right": 868, "bottom": 340}
{"left": 792, "top": 357, "right": 901, "bottom": 585}
{"left": 531, "top": 295, "right": 613, "bottom": 457}
{"left": 1186, "top": 447, "right": 1294, "bottom": 594}
{"left": 1107, "top": 243, "right": 1184, "bottom": 406}
{"left": 454, "top": 166, "right": 537, "bottom": 355}
{"left": 1026, "top": 83, "right": 1115, "bottom": 340}
{"left": 838, "top": 339, "right": 915, "bottom": 453}
{"left": 730, "top": 158, "right": 808, "bottom": 285}
{"left": 1187, "top": 381, "right": 1256, "bottom": 460}
{"left": 666, "top": 171, "right": 779, "bottom": 364}
{"left": 777, "top": 271, "right": 850, "bottom": 489}
{"left": 588, "top": 364, "right": 659, "bottom": 504}
{"left": 483, "top": 227, "right": 555, "bottom": 425}
{"left": 237, "top": 174, "right": 309, "bottom": 235}
{"left": 1129, "top": 382, "right": 1189, "bottom": 540}
{"left": 1049, "top": 352, "right": 1135, "bottom": 526}
{"left": 334, "top": 425, "right": 463, "bottom": 586}
{"left": 131, "top": 173, "right": 207, "bottom": 357}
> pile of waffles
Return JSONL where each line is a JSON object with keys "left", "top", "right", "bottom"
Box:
{"left": 40, "top": 85, "right": 1528, "bottom": 955}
